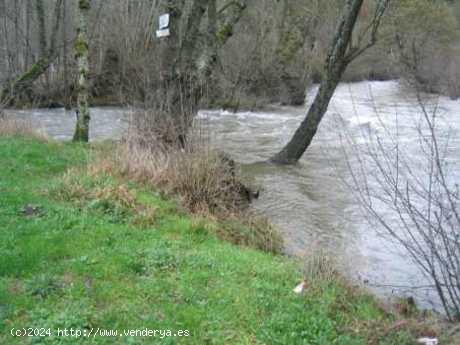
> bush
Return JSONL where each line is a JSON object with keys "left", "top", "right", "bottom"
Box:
{"left": 117, "top": 130, "right": 254, "bottom": 215}
{"left": 112, "top": 128, "right": 283, "bottom": 253}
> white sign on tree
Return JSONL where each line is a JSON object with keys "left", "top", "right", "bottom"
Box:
{"left": 156, "top": 13, "right": 170, "bottom": 38}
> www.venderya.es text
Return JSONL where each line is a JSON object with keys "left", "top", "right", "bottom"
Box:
{"left": 10, "top": 327, "right": 190, "bottom": 338}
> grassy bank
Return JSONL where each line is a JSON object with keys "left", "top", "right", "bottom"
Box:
{"left": 0, "top": 135, "right": 441, "bottom": 344}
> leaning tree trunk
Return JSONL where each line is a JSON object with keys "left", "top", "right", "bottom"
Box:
{"left": 271, "top": 0, "right": 389, "bottom": 164}
{"left": 73, "top": 0, "right": 91, "bottom": 142}
{"left": 271, "top": 0, "right": 365, "bottom": 164}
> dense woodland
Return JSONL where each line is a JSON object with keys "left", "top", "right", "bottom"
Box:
{"left": 0, "top": 0, "right": 459, "bottom": 111}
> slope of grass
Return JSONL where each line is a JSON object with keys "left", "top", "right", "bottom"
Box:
{"left": 0, "top": 137, "right": 419, "bottom": 344}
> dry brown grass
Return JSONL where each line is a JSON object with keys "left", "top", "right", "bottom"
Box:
{"left": 51, "top": 166, "right": 136, "bottom": 208}
{"left": 107, "top": 129, "right": 283, "bottom": 253}
{"left": 117, "top": 131, "right": 250, "bottom": 215}
{"left": 49, "top": 162, "right": 157, "bottom": 227}
{"left": 0, "top": 117, "right": 48, "bottom": 141}
{"left": 302, "top": 250, "right": 340, "bottom": 283}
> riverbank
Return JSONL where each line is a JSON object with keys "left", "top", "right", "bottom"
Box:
{"left": 0, "top": 70, "right": 403, "bottom": 112}
{"left": 0, "top": 129, "right": 454, "bottom": 343}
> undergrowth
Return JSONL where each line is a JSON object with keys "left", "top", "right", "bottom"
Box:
{"left": 64, "top": 132, "right": 285, "bottom": 254}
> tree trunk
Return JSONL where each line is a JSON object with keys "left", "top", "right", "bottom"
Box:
{"left": 13, "top": 0, "right": 19, "bottom": 74}
{"left": 36, "top": 0, "right": 47, "bottom": 58}
{"left": 35, "top": 0, "right": 50, "bottom": 88}
{"left": 154, "top": 0, "right": 217, "bottom": 145}
{"left": 73, "top": 0, "right": 91, "bottom": 142}
{"left": 271, "top": 0, "right": 364, "bottom": 164}
{"left": 25, "top": 0, "right": 32, "bottom": 69}
{"left": 152, "top": 0, "right": 246, "bottom": 146}
{"left": 0, "top": 0, "right": 12, "bottom": 81}
{"left": 63, "top": 0, "right": 70, "bottom": 109}
{"left": 49, "top": 0, "right": 64, "bottom": 58}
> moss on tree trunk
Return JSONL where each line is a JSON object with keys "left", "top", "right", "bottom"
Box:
{"left": 1, "top": 58, "right": 49, "bottom": 104}
{"left": 73, "top": 0, "right": 91, "bottom": 142}
{"left": 0, "top": 0, "right": 63, "bottom": 106}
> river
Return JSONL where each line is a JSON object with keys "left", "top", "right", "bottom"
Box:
{"left": 6, "top": 80, "right": 460, "bottom": 313}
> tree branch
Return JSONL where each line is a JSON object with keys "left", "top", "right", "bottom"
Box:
{"left": 217, "top": 1, "right": 245, "bottom": 15}
{"left": 345, "top": 0, "right": 390, "bottom": 63}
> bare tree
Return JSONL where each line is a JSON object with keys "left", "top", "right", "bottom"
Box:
{"left": 342, "top": 90, "right": 460, "bottom": 320}
{"left": 0, "top": 0, "right": 63, "bottom": 105}
{"left": 142, "top": 0, "right": 248, "bottom": 145}
{"left": 271, "top": 0, "right": 390, "bottom": 164}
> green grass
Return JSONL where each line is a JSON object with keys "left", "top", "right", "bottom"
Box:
{"left": 0, "top": 137, "right": 416, "bottom": 344}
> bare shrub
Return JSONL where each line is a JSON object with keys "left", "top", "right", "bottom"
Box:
{"left": 0, "top": 117, "right": 48, "bottom": 140}
{"left": 51, "top": 166, "right": 135, "bottom": 208}
{"left": 110, "top": 113, "right": 283, "bottom": 253}
{"left": 118, "top": 112, "right": 249, "bottom": 215}
{"left": 342, "top": 94, "right": 460, "bottom": 321}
